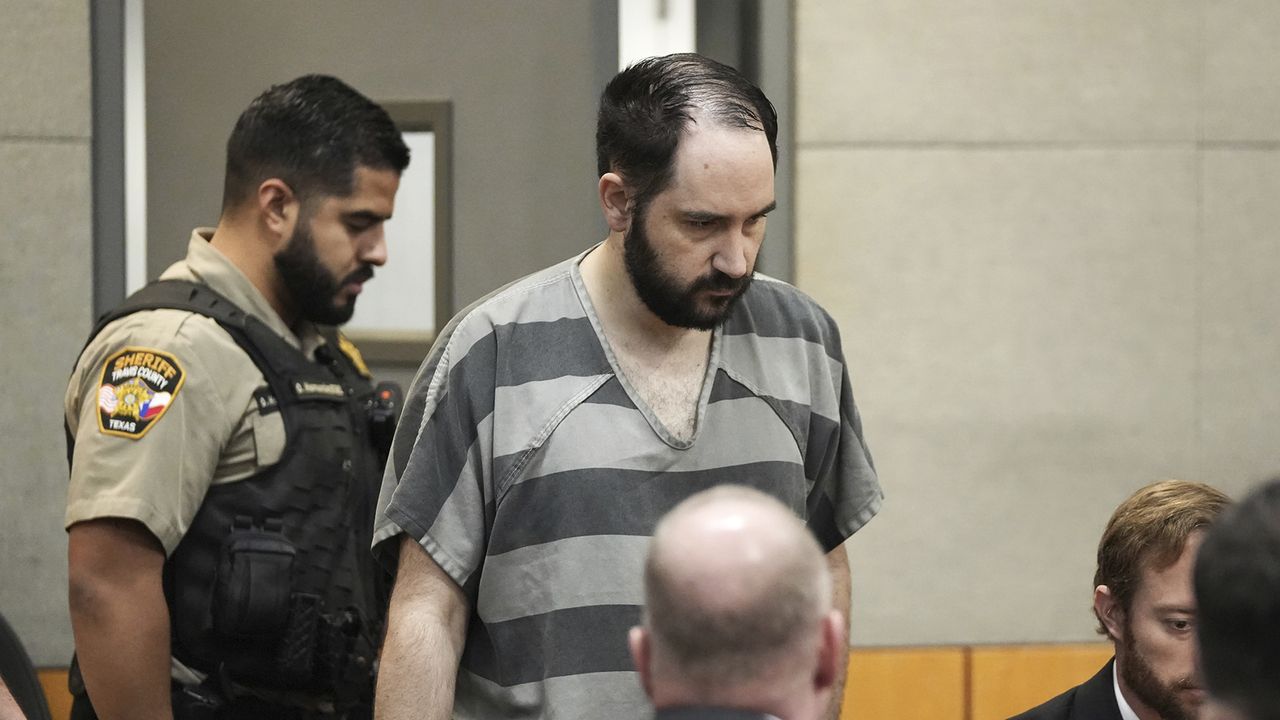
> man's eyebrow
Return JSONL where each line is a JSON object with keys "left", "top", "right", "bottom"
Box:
{"left": 682, "top": 210, "right": 723, "bottom": 222}
{"left": 1151, "top": 604, "right": 1196, "bottom": 615}
{"left": 343, "top": 209, "right": 391, "bottom": 224}
{"left": 680, "top": 201, "right": 777, "bottom": 222}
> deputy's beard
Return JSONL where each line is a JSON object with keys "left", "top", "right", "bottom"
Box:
{"left": 274, "top": 222, "right": 372, "bottom": 326}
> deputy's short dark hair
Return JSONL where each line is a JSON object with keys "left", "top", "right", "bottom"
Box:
{"left": 221, "top": 74, "right": 409, "bottom": 211}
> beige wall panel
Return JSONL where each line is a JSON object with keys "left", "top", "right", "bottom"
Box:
{"left": 0, "top": 140, "right": 92, "bottom": 663}
{"left": 1198, "top": 150, "right": 1280, "bottom": 485}
{"left": 1203, "top": 0, "right": 1280, "bottom": 141}
{"left": 795, "top": 0, "right": 1199, "bottom": 144}
{"left": 0, "top": 0, "right": 89, "bottom": 138}
{"left": 797, "top": 147, "right": 1203, "bottom": 644}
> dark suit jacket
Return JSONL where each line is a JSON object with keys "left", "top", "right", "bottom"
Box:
{"left": 1007, "top": 658, "right": 1123, "bottom": 720}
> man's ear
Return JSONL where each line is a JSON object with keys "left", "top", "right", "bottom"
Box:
{"left": 1093, "top": 585, "right": 1125, "bottom": 642}
{"left": 598, "top": 172, "right": 633, "bottom": 233}
{"left": 814, "top": 609, "right": 846, "bottom": 692}
{"left": 628, "top": 626, "right": 654, "bottom": 698}
{"left": 256, "top": 178, "right": 299, "bottom": 244}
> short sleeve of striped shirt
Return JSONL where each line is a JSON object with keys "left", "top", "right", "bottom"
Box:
{"left": 719, "top": 275, "right": 882, "bottom": 550}
{"left": 373, "top": 260, "right": 610, "bottom": 598}
{"left": 374, "top": 296, "right": 515, "bottom": 597}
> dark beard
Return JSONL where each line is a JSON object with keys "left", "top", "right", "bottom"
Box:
{"left": 1118, "top": 624, "right": 1200, "bottom": 720}
{"left": 273, "top": 221, "right": 371, "bottom": 326}
{"left": 623, "top": 206, "right": 752, "bottom": 330}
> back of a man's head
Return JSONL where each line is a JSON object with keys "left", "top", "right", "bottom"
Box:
{"left": 221, "top": 74, "right": 409, "bottom": 213}
{"left": 1194, "top": 478, "right": 1280, "bottom": 720}
{"left": 631, "top": 485, "right": 842, "bottom": 719}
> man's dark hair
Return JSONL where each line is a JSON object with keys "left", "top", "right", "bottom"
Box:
{"left": 221, "top": 74, "right": 409, "bottom": 211}
{"left": 1194, "top": 478, "right": 1280, "bottom": 720}
{"left": 596, "top": 53, "right": 777, "bottom": 212}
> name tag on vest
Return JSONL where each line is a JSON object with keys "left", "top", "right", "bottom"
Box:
{"left": 293, "top": 381, "right": 347, "bottom": 400}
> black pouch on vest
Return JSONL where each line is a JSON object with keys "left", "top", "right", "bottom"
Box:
{"left": 212, "top": 516, "right": 295, "bottom": 638}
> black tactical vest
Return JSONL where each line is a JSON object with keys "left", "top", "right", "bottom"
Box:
{"left": 75, "top": 280, "right": 389, "bottom": 703}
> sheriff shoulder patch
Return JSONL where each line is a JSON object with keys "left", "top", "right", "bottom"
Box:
{"left": 96, "top": 346, "right": 186, "bottom": 439}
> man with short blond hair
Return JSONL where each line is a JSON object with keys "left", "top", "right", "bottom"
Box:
{"left": 1012, "top": 480, "right": 1230, "bottom": 720}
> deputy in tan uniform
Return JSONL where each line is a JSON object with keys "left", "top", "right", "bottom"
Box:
{"left": 65, "top": 75, "right": 409, "bottom": 720}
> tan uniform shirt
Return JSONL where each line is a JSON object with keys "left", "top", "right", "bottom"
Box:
{"left": 65, "top": 229, "right": 325, "bottom": 555}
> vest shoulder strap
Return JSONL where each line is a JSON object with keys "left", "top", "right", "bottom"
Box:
{"left": 93, "top": 279, "right": 254, "bottom": 345}
{"left": 88, "top": 280, "right": 310, "bottom": 382}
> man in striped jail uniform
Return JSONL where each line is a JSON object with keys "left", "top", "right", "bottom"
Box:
{"left": 372, "top": 53, "right": 884, "bottom": 720}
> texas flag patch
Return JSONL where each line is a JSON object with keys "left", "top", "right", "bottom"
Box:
{"left": 96, "top": 347, "right": 186, "bottom": 439}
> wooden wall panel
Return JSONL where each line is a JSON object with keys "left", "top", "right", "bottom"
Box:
{"left": 39, "top": 644, "right": 1115, "bottom": 720}
{"left": 842, "top": 647, "right": 967, "bottom": 720}
{"left": 37, "top": 668, "right": 72, "bottom": 720}
{"left": 969, "top": 644, "right": 1112, "bottom": 719}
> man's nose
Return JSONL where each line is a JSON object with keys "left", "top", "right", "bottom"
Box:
{"left": 361, "top": 228, "right": 388, "bottom": 267}
{"left": 712, "top": 232, "right": 752, "bottom": 279}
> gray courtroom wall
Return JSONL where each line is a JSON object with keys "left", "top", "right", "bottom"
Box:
{"left": 0, "top": 1, "right": 92, "bottom": 664}
{"left": 795, "top": 0, "right": 1280, "bottom": 646}
{"left": 144, "top": 1, "right": 616, "bottom": 313}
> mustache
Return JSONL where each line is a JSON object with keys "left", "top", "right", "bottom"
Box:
{"left": 691, "top": 271, "right": 748, "bottom": 293}
{"left": 342, "top": 265, "right": 375, "bottom": 285}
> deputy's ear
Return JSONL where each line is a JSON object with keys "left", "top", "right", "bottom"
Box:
{"left": 628, "top": 626, "right": 654, "bottom": 698}
{"left": 1093, "top": 585, "right": 1124, "bottom": 642}
{"left": 256, "top": 178, "right": 299, "bottom": 243}
{"left": 598, "top": 172, "right": 633, "bottom": 233}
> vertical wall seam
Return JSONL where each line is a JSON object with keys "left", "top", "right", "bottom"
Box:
{"left": 1193, "top": 0, "right": 1206, "bottom": 474}
{"left": 89, "top": 0, "right": 127, "bottom": 319}
{"left": 962, "top": 645, "right": 973, "bottom": 720}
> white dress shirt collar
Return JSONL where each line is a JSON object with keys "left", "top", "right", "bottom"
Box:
{"left": 1112, "top": 658, "right": 1142, "bottom": 720}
